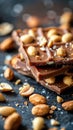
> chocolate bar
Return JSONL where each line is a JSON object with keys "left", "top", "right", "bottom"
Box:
{"left": 12, "top": 27, "right": 73, "bottom": 66}
{"left": 19, "top": 48, "right": 70, "bottom": 81}
{"left": 10, "top": 54, "right": 73, "bottom": 94}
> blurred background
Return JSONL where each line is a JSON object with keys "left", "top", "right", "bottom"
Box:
{"left": 0, "top": 0, "right": 73, "bottom": 29}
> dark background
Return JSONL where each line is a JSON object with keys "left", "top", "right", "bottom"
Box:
{"left": 0, "top": 0, "right": 73, "bottom": 130}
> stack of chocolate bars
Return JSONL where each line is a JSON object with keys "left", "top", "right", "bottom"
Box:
{"left": 10, "top": 27, "right": 73, "bottom": 94}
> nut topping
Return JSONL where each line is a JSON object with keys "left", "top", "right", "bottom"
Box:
{"left": 63, "top": 76, "right": 73, "bottom": 86}
{"left": 27, "top": 46, "right": 37, "bottom": 56}
{"left": 20, "top": 34, "right": 34, "bottom": 44}
{"left": 47, "top": 29, "right": 58, "bottom": 37}
{"left": 45, "top": 77, "right": 55, "bottom": 84}
{"left": 56, "top": 47, "right": 66, "bottom": 57}
{"left": 62, "top": 33, "right": 73, "bottom": 42}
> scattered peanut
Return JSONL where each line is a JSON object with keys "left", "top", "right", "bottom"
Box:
{"left": 56, "top": 47, "right": 66, "bottom": 57}
{"left": 0, "top": 93, "right": 6, "bottom": 102}
{"left": 0, "top": 37, "right": 14, "bottom": 51}
{"left": 62, "top": 100, "right": 73, "bottom": 111}
{"left": 0, "top": 22, "right": 13, "bottom": 36}
{"left": 0, "top": 106, "right": 16, "bottom": 116}
{"left": 57, "top": 96, "right": 64, "bottom": 103}
{"left": 4, "top": 112, "right": 21, "bottom": 130}
{"left": 20, "top": 34, "right": 34, "bottom": 44}
{"left": 19, "top": 83, "right": 34, "bottom": 97}
{"left": 32, "top": 117, "right": 45, "bottom": 130}
{"left": 26, "top": 16, "right": 40, "bottom": 27}
{"left": 29, "top": 94, "right": 47, "bottom": 105}
{"left": 62, "top": 33, "right": 73, "bottom": 42}
{"left": 63, "top": 76, "right": 73, "bottom": 86}
{"left": 45, "top": 77, "right": 55, "bottom": 84}
{"left": 0, "top": 83, "right": 13, "bottom": 92}
{"left": 4, "top": 68, "right": 14, "bottom": 81}
{"left": 60, "top": 12, "right": 73, "bottom": 24}
{"left": 32, "top": 104, "right": 50, "bottom": 116}
{"left": 50, "top": 119, "right": 60, "bottom": 126}
{"left": 27, "top": 46, "right": 37, "bottom": 56}
{"left": 15, "top": 79, "right": 21, "bottom": 85}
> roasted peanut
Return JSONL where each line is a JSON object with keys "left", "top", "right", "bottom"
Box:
{"left": 0, "top": 37, "right": 14, "bottom": 51}
{"left": 26, "top": 16, "right": 40, "bottom": 28}
{"left": 45, "top": 77, "right": 55, "bottom": 84}
{"left": 20, "top": 34, "right": 34, "bottom": 44}
{"left": 56, "top": 47, "right": 66, "bottom": 57}
{"left": 50, "top": 119, "right": 60, "bottom": 126}
{"left": 4, "top": 112, "right": 21, "bottom": 130}
{"left": 0, "top": 106, "right": 16, "bottom": 116}
{"left": 57, "top": 96, "right": 64, "bottom": 103}
{"left": 19, "top": 83, "right": 34, "bottom": 97}
{"left": 62, "top": 33, "right": 73, "bottom": 42}
{"left": 29, "top": 94, "right": 47, "bottom": 105}
{"left": 47, "top": 29, "right": 58, "bottom": 37}
{"left": 32, "top": 117, "right": 45, "bottom": 130}
{"left": 0, "top": 83, "right": 13, "bottom": 92}
{"left": 60, "top": 12, "right": 73, "bottom": 24}
{"left": 62, "top": 100, "right": 73, "bottom": 111}
{"left": 63, "top": 76, "right": 73, "bottom": 86}
{"left": 4, "top": 68, "right": 14, "bottom": 81}
{"left": 32, "top": 104, "right": 50, "bottom": 116}
{"left": 0, "top": 93, "right": 6, "bottom": 102}
{"left": 50, "top": 35, "right": 61, "bottom": 42}
{"left": 27, "top": 46, "right": 37, "bottom": 56}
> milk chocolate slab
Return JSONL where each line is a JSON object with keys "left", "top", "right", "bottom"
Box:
{"left": 13, "top": 27, "right": 73, "bottom": 66}
{"left": 10, "top": 55, "right": 73, "bottom": 94}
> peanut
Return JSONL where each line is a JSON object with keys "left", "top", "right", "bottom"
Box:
{"left": 47, "top": 29, "right": 58, "bottom": 37}
{"left": 20, "top": 34, "right": 34, "bottom": 44}
{"left": 56, "top": 47, "right": 66, "bottom": 57}
{"left": 57, "top": 96, "right": 64, "bottom": 103}
{"left": 63, "top": 76, "right": 73, "bottom": 86}
{"left": 50, "top": 35, "right": 61, "bottom": 42}
{"left": 29, "top": 94, "right": 47, "bottom": 105}
{"left": 60, "top": 12, "right": 73, "bottom": 24}
{"left": 62, "top": 100, "right": 73, "bottom": 111}
{"left": 19, "top": 83, "right": 34, "bottom": 97}
{"left": 0, "top": 37, "right": 14, "bottom": 51}
{"left": 50, "top": 119, "right": 60, "bottom": 126}
{"left": 26, "top": 16, "right": 40, "bottom": 28}
{"left": 45, "top": 77, "right": 55, "bottom": 84}
{"left": 32, "top": 104, "right": 50, "bottom": 116}
{"left": 62, "top": 33, "right": 73, "bottom": 42}
{"left": 4, "top": 68, "right": 14, "bottom": 81}
{"left": 4, "top": 112, "right": 21, "bottom": 130}
{"left": 27, "top": 46, "right": 37, "bottom": 56}
{"left": 0, "top": 106, "right": 16, "bottom": 116}
{"left": 0, "top": 93, "right": 6, "bottom": 102}
{"left": 0, "top": 83, "right": 13, "bottom": 92}
{"left": 32, "top": 117, "right": 45, "bottom": 130}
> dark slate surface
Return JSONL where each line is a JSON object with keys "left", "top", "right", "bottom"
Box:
{"left": 0, "top": 0, "right": 73, "bottom": 130}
